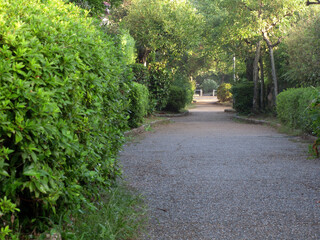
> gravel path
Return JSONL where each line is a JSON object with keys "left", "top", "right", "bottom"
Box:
{"left": 119, "top": 97, "right": 320, "bottom": 239}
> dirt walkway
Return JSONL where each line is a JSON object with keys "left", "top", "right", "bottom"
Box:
{"left": 119, "top": 97, "right": 320, "bottom": 239}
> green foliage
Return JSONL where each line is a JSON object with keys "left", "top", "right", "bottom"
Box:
{"left": 309, "top": 90, "right": 320, "bottom": 156}
{"left": 67, "top": 0, "right": 123, "bottom": 15}
{"left": 148, "top": 62, "right": 172, "bottom": 110}
{"left": 201, "top": 79, "right": 218, "bottom": 93}
{"left": 309, "top": 91, "right": 320, "bottom": 137}
{"left": 217, "top": 83, "right": 233, "bottom": 102}
{"left": 165, "top": 86, "right": 187, "bottom": 113}
{"left": 122, "top": 0, "right": 203, "bottom": 65}
{"left": 130, "top": 63, "right": 150, "bottom": 87}
{"left": 128, "top": 82, "right": 149, "bottom": 128}
{"left": 71, "top": 184, "right": 148, "bottom": 240}
{"left": 231, "top": 80, "right": 254, "bottom": 114}
{"left": 0, "top": 0, "right": 129, "bottom": 234}
{"left": 67, "top": 0, "right": 105, "bottom": 15}
{"left": 276, "top": 88, "right": 319, "bottom": 132}
{"left": 173, "top": 73, "right": 195, "bottom": 104}
{"left": 120, "top": 29, "right": 137, "bottom": 65}
{"left": 0, "top": 197, "right": 20, "bottom": 240}
{"left": 282, "top": 9, "right": 320, "bottom": 87}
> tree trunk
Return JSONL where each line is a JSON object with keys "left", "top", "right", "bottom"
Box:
{"left": 268, "top": 46, "right": 278, "bottom": 100}
{"left": 138, "top": 47, "right": 151, "bottom": 66}
{"left": 246, "top": 56, "right": 254, "bottom": 82}
{"left": 253, "top": 41, "right": 261, "bottom": 112}
{"left": 259, "top": 55, "right": 265, "bottom": 109}
{"left": 263, "top": 32, "right": 279, "bottom": 104}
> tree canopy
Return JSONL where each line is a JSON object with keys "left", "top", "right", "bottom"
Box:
{"left": 122, "top": 0, "right": 203, "bottom": 66}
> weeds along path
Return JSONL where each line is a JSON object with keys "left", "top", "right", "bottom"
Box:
{"left": 119, "top": 96, "right": 320, "bottom": 239}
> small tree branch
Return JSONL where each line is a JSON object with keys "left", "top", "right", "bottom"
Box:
{"left": 239, "top": 1, "right": 253, "bottom": 11}
{"left": 271, "top": 37, "right": 282, "bottom": 48}
{"left": 307, "top": 0, "right": 320, "bottom": 6}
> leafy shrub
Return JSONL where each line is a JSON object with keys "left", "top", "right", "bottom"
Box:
{"left": 172, "top": 73, "right": 194, "bottom": 104}
{"left": 231, "top": 81, "right": 254, "bottom": 114}
{"left": 201, "top": 79, "right": 218, "bottom": 94}
{"left": 217, "top": 83, "right": 233, "bottom": 102}
{"left": 0, "top": 197, "right": 20, "bottom": 239}
{"left": 309, "top": 91, "right": 320, "bottom": 136}
{"left": 130, "top": 63, "right": 150, "bottom": 87}
{"left": 309, "top": 90, "right": 320, "bottom": 156}
{"left": 0, "top": 0, "right": 129, "bottom": 234}
{"left": 67, "top": 0, "right": 105, "bottom": 15}
{"left": 165, "top": 86, "right": 188, "bottom": 112}
{"left": 276, "top": 87, "right": 319, "bottom": 132}
{"left": 282, "top": 11, "right": 320, "bottom": 87}
{"left": 120, "top": 29, "right": 137, "bottom": 65}
{"left": 67, "top": 0, "right": 123, "bottom": 15}
{"left": 128, "top": 82, "right": 149, "bottom": 128}
{"left": 148, "top": 62, "right": 172, "bottom": 110}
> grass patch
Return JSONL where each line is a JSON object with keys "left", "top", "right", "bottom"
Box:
{"left": 277, "top": 124, "right": 307, "bottom": 137}
{"left": 66, "top": 183, "right": 148, "bottom": 240}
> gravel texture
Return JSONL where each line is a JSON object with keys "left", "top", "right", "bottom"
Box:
{"left": 119, "top": 97, "right": 320, "bottom": 239}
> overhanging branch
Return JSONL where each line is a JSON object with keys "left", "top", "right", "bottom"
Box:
{"left": 307, "top": 0, "right": 320, "bottom": 5}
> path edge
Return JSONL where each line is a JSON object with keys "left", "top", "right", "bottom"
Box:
{"left": 124, "top": 118, "right": 171, "bottom": 137}
{"left": 233, "top": 115, "right": 317, "bottom": 142}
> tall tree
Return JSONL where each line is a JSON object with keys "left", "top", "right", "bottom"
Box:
{"left": 122, "top": 0, "right": 203, "bottom": 66}
{"left": 217, "top": 0, "right": 305, "bottom": 105}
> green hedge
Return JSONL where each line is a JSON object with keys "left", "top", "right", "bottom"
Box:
{"left": 0, "top": 0, "right": 129, "bottom": 234}
{"left": 217, "top": 83, "right": 232, "bottom": 102}
{"left": 128, "top": 82, "right": 149, "bottom": 128}
{"left": 309, "top": 91, "right": 320, "bottom": 138}
{"left": 276, "top": 87, "right": 319, "bottom": 132}
{"left": 231, "top": 81, "right": 254, "bottom": 114}
{"left": 148, "top": 62, "right": 172, "bottom": 110}
{"left": 165, "top": 86, "right": 187, "bottom": 112}
{"left": 130, "top": 63, "right": 150, "bottom": 87}
{"left": 201, "top": 79, "right": 218, "bottom": 94}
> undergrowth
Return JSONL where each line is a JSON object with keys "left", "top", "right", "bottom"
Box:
{"left": 61, "top": 183, "right": 148, "bottom": 240}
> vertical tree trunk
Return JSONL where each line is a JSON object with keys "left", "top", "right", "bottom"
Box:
{"left": 263, "top": 32, "right": 279, "bottom": 104}
{"left": 259, "top": 55, "right": 265, "bottom": 109}
{"left": 246, "top": 56, "right": 254, "bottom": 82}
{"left": 253, "top": 41, "right": 261, "bottom": 112}
{"left": 268, "top": 46, "right": 278, "bottom": 100}
{"left": 233, "top": 54, "right": 236, "bottom": 82}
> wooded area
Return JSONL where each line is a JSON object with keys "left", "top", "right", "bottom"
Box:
{"left": 0, "top": 0, "right": 319, "bottom": 238}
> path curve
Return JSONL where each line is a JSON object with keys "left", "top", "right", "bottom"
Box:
{"left": 119, "top": 97, "right": 320, "bottom": 239}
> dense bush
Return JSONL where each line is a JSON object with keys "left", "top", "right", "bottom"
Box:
{"left": 130, "top": 63, "right": 150, "bottom": 87}
{"left": 281, "top": 11, "right": 320, "bottom": 87}
{"left": 276, "top": 87, "right": 319, "bottom": 132}
{"left": 231, "top": 81, "right": 254, "bottom": 114}
{"left": 310, "top": 91, "right": 320, "bottom": 135}
{"left": 148, "top": 62, "right": 172, "bottom": 110}
{"left": 0, "top": 197, "right": 20, "bottom": 239}
{"left": 0, "top": 0, "right": 129, "bottom": 234}
{"left": 128, "top": 82, "right": 149, "bottom": 128}
{"left": 201, "top": 79, "right": 218, "bottom": 94}
{"left": 172, "top": 73, "right": 194, "bottom": 104}
{"left": 309, "top": 90, "right": 320, "bottom": 156}
{"left": 217, "top": 83, "right": 233, "bottom": 102}
{"left": 67, "top": 0, "right": 123, "bottom": 15}
{"left": 165, "top": 86, "right": 188, "bottom": 112}
{"left": 120, "top": 29, "right": 137, "bottom": 65}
